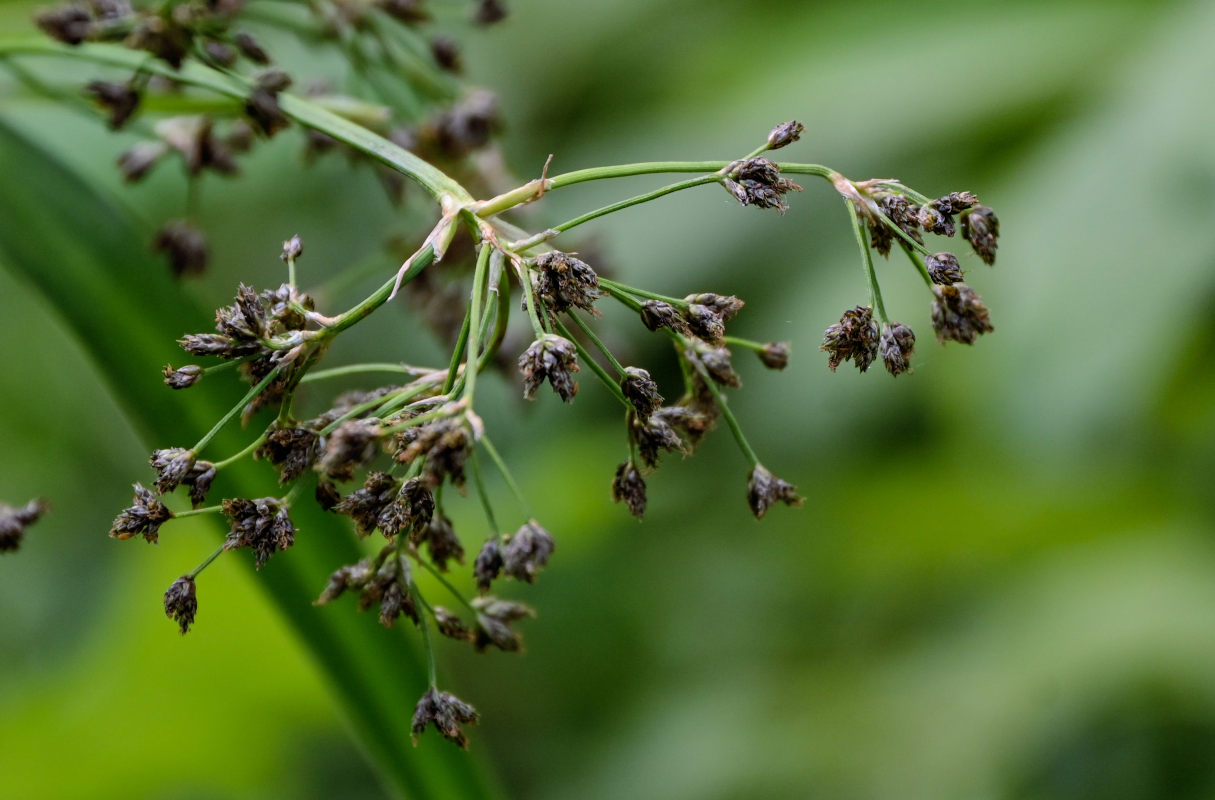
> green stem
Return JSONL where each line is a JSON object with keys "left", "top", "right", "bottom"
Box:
{"left": 301, "top": 362, "right": 428, "bottom": 383}
{"left": 416, "top": 557, "right": 479, "bottom": 618}
{"left": 477, "top": 435, "right": 532, "bottom": 519}
{"left": 551, "top": 316, "right": 630, "bottom": 408}
{"left": 515, "top": 261, "right": 548, "bottom": 338}
{"left": 565, "top": 311, "right": 626, "bottom": 375}
{"left": 187, "top": 542, "right": 226, "bottom": 579}
{"left": 689, "top": 355, "right": 760, "bottom": 468}
{"left": 174, "top": 504, "right": 224, "bottom": 518}
{"left": 899, "top": 243, "right": 936, "bottom": 288}
{"left": 461, "top": 242, "right": 493, "bottom": 406}
{"left": 845, "top": 200, "right": 889, "bottom": 325}
{"left": 598, "top": 278, "right": 686, "bottom": 307}
{"left": 468, "top": 451, "right": 500, "bottom": 537}
{"left": 722, "top": 335, "right": 765, "bottom": 352}
{"left": 190, "top": 363, "right": 282, "bottom": 455}
{"left": 322, "top": 244, "right": 436, "bottom": 338}
{"left": 212, "top": 432, "right": 268, "bottom": 469}
{"left": 411, "top": 581, "right": 439, "bottom": 688}
{"left": 443, "top": 310, "right": 473, "bottom": 396}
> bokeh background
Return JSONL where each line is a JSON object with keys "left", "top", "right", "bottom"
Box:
{"left": 3, "top": 0, "right": 1215, "bottom": 798}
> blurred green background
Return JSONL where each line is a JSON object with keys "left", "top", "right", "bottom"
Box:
{"left": 3, "top": 0, "right": 1215, "bottom": 798}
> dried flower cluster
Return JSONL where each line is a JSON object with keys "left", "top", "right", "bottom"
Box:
{"left": 20, "top": 0, "right": 1004, "bottom": 750}
{"left": 0, "top": 498, "right": 50, "bottom": 553}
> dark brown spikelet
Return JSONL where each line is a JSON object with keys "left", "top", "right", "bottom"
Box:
{"left": 221, "top": 497, "right": 295, "bottom": 569}
{"left": 639, "top": 300, "right": 688, "bottom": 334}
{"left": 110, "top": 483, "right": 173, "bottom": 543}
{"left": 472, "top": 596, "right": 534, "bottom": 653}
{"left": 127, "top": 14, "right": 193, "bottom": 69}
{"left": 766, "top": 120, "right": 804, "bottom": 150}
{"left": 925, "top": 252, "right": 964, "bottom": 286}
{"left": 153, "top": 220, "right": 209, "bottom": 278}
{"left": 630, "top": 411, "right": 687, "bottom": 468}
{"left": 758, "top": 341, "right": 790, "bottom": 370}
{"left": 36, "top": 6, "right": 93, "bottom": 45}
{"left": 611, "top": 460, "right": 647, "bottom": 519}
{"left": 245, "top": 70, "right": 292, "bottom": 137}
{"left": 233, "top": 31, "right": 270, "bottom": 64}
{"left": 378, "top": 0, "right": 430, "bottom": 24}
{"left": 621, "top": 367, "right": 663, "bottom": 419}
{"left": 931, "top": 284, "right": 994, "bottom": 345}
{"left": 880, "top": 323, "right": 916, "bottom": 377}
{"left": 962, "top": 205, "right": 999, "bottom": 266}
{"left": 430, "top": 36, "right": 462, "bottom": 72}
{"left": 877, "top": 194, "right": 923, "bottom": 252}
{"left": 746, "top": 465, "right": 803, "bottom": 520}
{"left": 472, "top": 0, "right": 508, "bottom": 25}
{"left": 333, "top": 471, "right": 400, "bottom": 537}
{"left": 434, "top": 90, "right": 500, "bottom": 157}
{"left": 692, "top": 343, "right": 741, "bottom": 388}
{"left": 257, "top": 427, "right": 320, "bottom": 485}
{"left": 163, "top": 575, "right": 197, "bottom": 634}
{"left": 280, "top": 234, "right": 303, "bottom": 262}
{"left": 533, "top": 251, "right": 603, "bottom": 313}
{"left": 318, "top": 419, "right": 382, "bottom": 482}
{"left": 0, "top": 499, "right": 50, "bottom": 553}
{"left": 150, "top": 447, "right": 195, "bottom": 494}
{"left": 821, "top": 305, "right": 879, "bottom": 373}
{"left": 163, "top": 364, "right": 203, "bottom": 389}
{"left": 422, "top": 513, "right": 465, "bottom": 571}
{"left": 473, "top": 537, "right": 503, "bottom": 592}
{"left": 502, "top": 521, "right": 554, "bottom": 583}
{"left": 315, "top": 559, "right": 374, "bottom": 605}
{"left": 203, "top": 40, "right": 237, "bottom": 67}
{"left": 118, "top": 141, "right": 168, "bottom": 183}
{"left": 432, "top": 606, "right": 474, "bottom": 642}
{"left": 412, "top": 688, "right": 480, "bottom": 749}
{"left": 382, "top": 478, "right": 435, "bottom": 542}
{"left": 721, "top": 157, "right": 802, "bottom": 213}
{"left": 519, "top": 334, "right": 579, "bottom": 401}
{"left": 85, "top": 80, "right": 140, "bottom": 130}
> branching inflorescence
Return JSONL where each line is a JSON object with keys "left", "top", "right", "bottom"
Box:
{"left": 3, "top": 0, "right": 1000, "bottom": 749}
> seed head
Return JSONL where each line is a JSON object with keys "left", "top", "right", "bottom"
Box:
{"left": 153, "top": 220, "right": 209, "bottom": 278}
{"left": 925, "top": 252, "right": 964, "bottom": 285}
{"left": 334, "top": 471, "right": 400, "bottom": 537}
{"left": 377, "top": 0, "right": 430, "bottom": 24}
{"left": 163, "top": 575, "right": 198, "bottom": 634}
{"left": 118, "top": 141, "right": 168, "bottom": 183}
{"left": 639, "top": 300, "right": 688, "bottom": 335}
{"left": 412, "top": 688, "right": 479, "bottom": 749}
{"left": 821, "top": 305, "right": 879, "bottom": 373}
{"left": 422, "top": 513, "right": 465, "bottom": 572}
{"left": 432, "top": 606, "right": 474, "bottom": 643}
{"left": 880, "top": 323, "right": 916, "bottom": 377}
{"left": 434, "top": 90, "right": 500, "bottom": 157}
{"left": 473, "top": 537, "right": 503, "bottom": 593}
{"left": 280, "top": 234, "right": 303, "bottom": 262}
{"left": 472, "top": 0, "right": 508, "bottom": 25}
{"left": 533, "top": 251, "right": 603, "bottom": 314}
{"left": 110, "top": 484, "right": 173, "bottom": 543}
{"left": 85, "top": 80, "right": 140, "bottom": 130}
{"left": 611, "top": 461, "right": 647, "bottom": 519}
{"left": 245, "top": 70, "right": 292, "bottom": 137}
{"left": 315, "top": 559, "right": 374, "bottom": 605}
{"left": 502, "top": 521, "right": 555, "bottom": 583}
{"left": 0, "top": 499, "right": 50, "bottom": 554}
{"left": 257, "top": 427, "right": 320, "bottom": 485}
{"left": 931, "top": 284, "right": 994, "bottom": 345}
{"left": 746, "top": 465, "right": 803, "bottom": 520}
{"left": 691, "top": 343, "right": 741, "bottom": 388}
{"left": 721, "top": 157, "right": 802, "bottom": 213}
{"left": 621, "top": 367, "right": 663, "bottom": 419}
{"left": 758, "top": 341, "right": 790, "bottom": 370}
{"left": 163, "top": 364, "right": 203, "bottom": 389}
{"left": 962, "top": 205, "right": 999, "bottom": 266}
{"left": 221, "top": 497, "right": 295, "bottom": 569}
{"left": 630, "top": 411, "right": 687, "bottom": 468}
{"left": 233, "top": 31, "right": 270, "bottom": 64}
{"left": 766, "top": 120, "right": 804, "bottom": 150}
{"left": 36, "top": 6, "right": 93, "bottom": 45}
{"left": 519, "top": 334, "right": 579, "bottom": 402}
{"left": 472, "top": 596, "right": 534, "bottom": 653}
{"left": 318, "top": 419, "right": 383, "bottom": 482}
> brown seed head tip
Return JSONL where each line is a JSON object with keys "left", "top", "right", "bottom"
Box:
{"left": 163, "top": 364, "right": 203, "bottom": 389}
{"left": 412, "top": 688, "right": 479, "bottom": 749}
{"left": 222, "top": 497, "right": 296, "bottom": 569}
{"left": 472, "top": 596, "right": 534, "bottom": 652}
{"left": 518, "top": 335, "right": 579, "bottom": 402}
{"left": 821, "top": 306, "right": 879, "bottom": 373}
{"left": 234, "top": 31, "right": 270, "bottom": 64}
{"left": 472, "top": 0, "right": 508, "bottom": 25}
{"left": 533, "top": 251, "right": 603, "bottom": 313}
{"left": 962, "top": 205, "right": 999, "bottom": 266}
{"left": 280, "top": 235, "right": 303, "bottom": 261}
{"left": 153, "top": 221, "right": 209, "bottom": 278}
{"left": 639, "top": 300, "right": 687, "bottom": 334}
{"left": 926, "top": 252, "right": 964, "bottom": 286}
{"left": 110, "top": 483, "right": 173, "bottom": 543}
{"left": 758, "top": 341, "right": 791, "bottom": 370}
{"left": 880, "top": 323, "right": 916, "bottom": 377}
{"left": 473, "top": 537, "right": 504, "bottom": 593}
{"left": 747, "top": 465, "right": 803, "bottom": 520}
{"left": 0, "top": 498, "right": 50, "bottom": 554}
{"left": 378, "top": 0, "right": 431, "bottom": 25}
{"left": 163, "top": 576, "right": 198, "bottom": 634}
{"left": 611, "top": 461, "right": 647, "bottom": 519}
{"left": 502, "top": 521, "right": 555, "bottom": 583}
{"left": 931, "top": 284, "right": 994, "bottom": 345}
{"left": 723, "top": 157, "right": 802, "bottom": 213}
{"left": 766, "top": 120, "right": 805, "bottom": 150}
{"left": 621, "top": 367, "right": 663, "bottom": 419}
{"left": 85, "top": 80, "right": 140, "bottom": 130}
